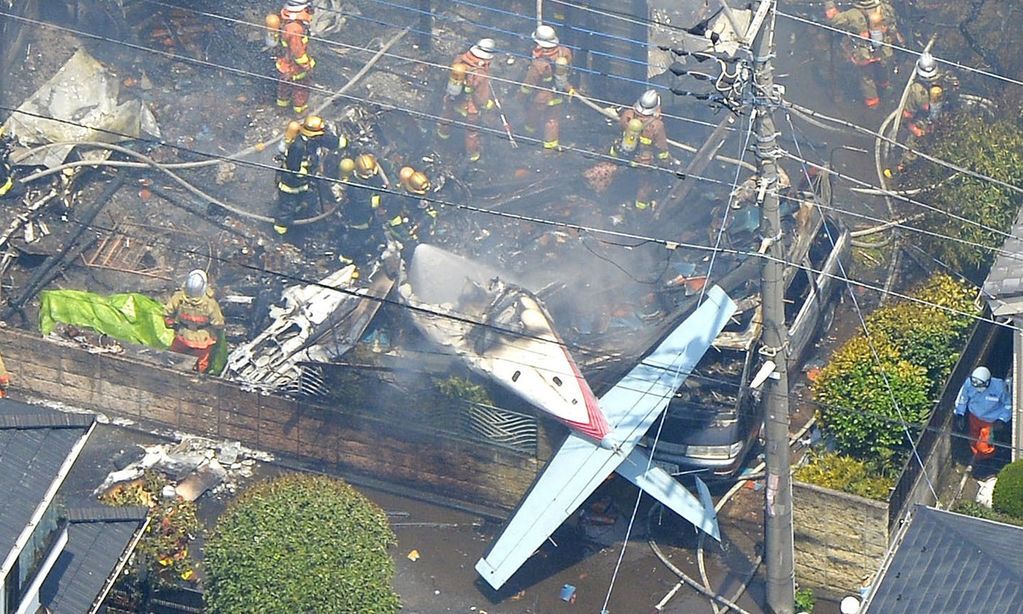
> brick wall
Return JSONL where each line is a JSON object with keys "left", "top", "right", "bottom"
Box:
{"left": 793, "top": 480, "right": 888, "bottom": 594}
{"left": 2, "top": 327, "right": 541, "bottom": 516}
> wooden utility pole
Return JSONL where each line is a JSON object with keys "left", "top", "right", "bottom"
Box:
{"left": 750, "top": 1, "right": 795, "bottom": 612}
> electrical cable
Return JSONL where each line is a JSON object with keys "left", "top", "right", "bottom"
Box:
{"left": 785, "top": 110, "right": 939, "bottom": 500}
{"left": 7, "top": 5, "right": 1020, "bottom": 258}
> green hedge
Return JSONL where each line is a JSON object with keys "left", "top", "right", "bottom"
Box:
{"left": 906, "top": 115, "right": 1023, "bottom": 274}
{"left": 794, "top": 451, "right": 895, "bottom": 501}
{"left": 813, "top": 274, "right": 977, "bottom": 464}
{"left": 993, "top": 460, "right": 1023, "bottom": 520}
{"left": 204, "top": 474, "right": 400, "bottom": 613}
{"left": 814, "top": 337, "right": 931, "bottom": 460}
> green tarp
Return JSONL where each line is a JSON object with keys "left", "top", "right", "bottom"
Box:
{"left": 39, "top": 290, "right": 174, "bottom": 349}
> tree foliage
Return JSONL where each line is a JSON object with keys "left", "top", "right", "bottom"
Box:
{"left": 204, "top": 473, "right": 400, "bottom": 613}
{"left": 814, "top": 337, "right": 931, "bottom": 461}
{"left": 907, "top": 115, "right": 1023, "bottom": 275}
{"left": 992, "top": 460, "right": 1023, "bottom": 520}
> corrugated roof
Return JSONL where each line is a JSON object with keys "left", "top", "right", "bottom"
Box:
{"left": 0, "top": 399, "right": 94, "bottom": 562}
{"left": 983, "top": 206, "right": 1023, "bottom": 313}
{"left": 39, "top": 507, "right": 148, "bottom": 614}
{"left": 866, "top": 506, "right": 1023, "bottom": 613}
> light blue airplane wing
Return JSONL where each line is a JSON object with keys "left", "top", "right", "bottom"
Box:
{"left": 476, "top": 286, "right": 736, "bottom": 589}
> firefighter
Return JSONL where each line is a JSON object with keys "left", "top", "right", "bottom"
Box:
{"left": 273, "top": 115, "right": 345, "bottom": 236}
{"left": 0, "top": 350, "right": 10, "bottom": 398}
{"left": 895, "top": 51, "right": 958, "bottom": 171}
{"left": 824, "top": 0, "right": 903, "bottom": 109}
{"left": 164, "top": 270, "right": 225, "bottom": 374}
{"left": 438, "top": 38, "right": 496, "bottom": 163}
{"left": 518, "top": 24, "right": 574, "bottom": 152}
{"left": 271, "top": 0, "right": 316, "bottom": 114}
{"left": 340, "top": 153, "right": 389, "bottom": 264}
{"left": 610, "top": 90, "right": 672, "bottom": 213}
{"left": 387, "top": 166, "right": 437, "bottom": 246}
{"left": 954, "top": 366, "right": 1011, "bottom": 477}
{"left": 0, "top": 127, "right": 18, "bottom": 200}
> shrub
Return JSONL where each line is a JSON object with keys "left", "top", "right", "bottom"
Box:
{"left": 867, "top": 275, "right": 978, "bottom": 392}
{"left": 907, "top": 115, "right": 1023, "bottom": 274}
{"left": 992, "top": 460, "right": 1023, "bottom": 519}
{"left": 794, "top": 587, "right": 816, "bottom": 613}
{"left": 814, "top": 337, "right": 931, "bottom": 460}
{"left": 204, "top": 473, "right": 400, "bottom": 613}
{"left": 952, "top": 500, "right": 1023, "bottom": 528}
{"left": 794, "top": 451, "right": 894, "bottom": 501}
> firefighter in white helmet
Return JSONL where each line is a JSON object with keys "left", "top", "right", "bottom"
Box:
{"left": 518, "top": 24, "right": 574, "bottom": 151}
{"left": 163, "top": 269, "right": 225, "bottom": 374}
{"left": 610, "top": 90, "right": 672, "bottom": 212}
{"left": 438, "top": 38, "right": 496, "bottom": 162}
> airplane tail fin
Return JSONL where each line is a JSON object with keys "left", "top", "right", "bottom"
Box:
{"left": 617, "top": 447, "right": 720, "bottom": 540}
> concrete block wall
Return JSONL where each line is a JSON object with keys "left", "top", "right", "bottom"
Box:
{"left": 1, "top": 327, "right": 540, "bottom": 515}
{"left": 793, "top": 480, "right": 888, "bottom": 594}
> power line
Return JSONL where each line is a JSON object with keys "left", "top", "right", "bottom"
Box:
{"left": 8, "top": 100, "right": 1020, "bottom": 345}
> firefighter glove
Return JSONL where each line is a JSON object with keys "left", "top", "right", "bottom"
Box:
{"left": 954, "top": 413, "right": 967, "bottom": 433}
{"left": 484, "top": 99, "right": 495, "bottom": 111}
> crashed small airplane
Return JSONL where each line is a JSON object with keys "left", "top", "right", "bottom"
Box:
{"left": 399, "top": 244, "right": 737, "bottom": 590}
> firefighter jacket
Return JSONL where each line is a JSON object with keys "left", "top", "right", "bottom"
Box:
{"left": 0, "top": 135, "right": 13, "bottom": 197}
{"left": 278, "top": 137, "right": 313, "bottom": 193}
{"left": 345, "top": 173, "right": 387, "bottom": 231}
{"left": 520, "top": 46, "right": 573, "bottom": 106}
{"left": 449, "top": 51, "right": 493, "bottom": 115}
{"left": 613, "top": 109, "right": 670, "bottom": 165}
{"left": 164, "top": 290, "right": 225, "bottom": 349}
{"left": 275, "top": 10, "right": 314, "bottom": 78}
{"left": 903, "top": 82, "right": 932, "bottom": 136}
{"left": 825, "top": 4, "right": 899, "bottom": 65}
{"left": 955, "top": 377, "right": 1012, "bottom": 424}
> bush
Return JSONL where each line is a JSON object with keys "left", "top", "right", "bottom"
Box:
{"left": 814, "top": 337, "right": 931, "bottom": 460}
{"left": 992, "top": 460, "right": 1023, "bottom": 519}
{"left": 952, "top": 500, "right": 1023, "bottom": 528}
{"left": 204, "top": 474, "right": 400, "bottom": 613}
{"left": 794, "top": 587, "right": 816, "bottom": 613}
{"left": 907, "top": 115, "right": 1023, "bottom": 275}
{"left": 912, "top": 273, "right": 980, "bottom": 338}
{"left": 794, "top": 452, "right": 894, "bottom": 501}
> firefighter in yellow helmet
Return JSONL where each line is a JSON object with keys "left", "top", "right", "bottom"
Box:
{"left": 340, "top": 153, "right": 389, "bottom": 263}
{"left": 163, "top": 269, "right": 225, "bottom": 374}
{"left": 273, "top": 115, "right": 346, "bottom": 237}
{"left": 387, "top": 166, "right": 437, "bottom": 247}
{"left": 0, "top": 126, "right": 19, "bottom": 201}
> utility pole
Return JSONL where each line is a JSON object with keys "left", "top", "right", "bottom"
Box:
{"left": 751, "top": 1, "right": 794, "bottom": 612}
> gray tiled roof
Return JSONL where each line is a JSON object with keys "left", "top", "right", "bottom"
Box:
{"left": 983, "top": 206, "right": 1023, "bottom": 311}
{"left": 40, "top": 507, "right": 148, "bottom": 614}
{"left": 0, "top": 399, "right": 94, "bottom": 561}
{"left": 866, "top": 506, "right": 1023, "bottom": 613}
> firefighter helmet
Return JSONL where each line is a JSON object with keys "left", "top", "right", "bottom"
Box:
{"left": 284, "top": 121, "right": 301, "bottom": 143}
{"left": 284, "top": 0, "right": 310, "bottom": 12}
{"left": 470, "top": 38, "right": 496, "bottom": 60}
{"left": 532, "top": 24, "right": 559, "bottom": 49}
{"left": 854, "top": 0, "right": 879, "bottom": 8}
{"left": 399, "top": 167, "right": 430, "bottom": 195}
{"left": 916, "top": 52, "right": 939, "bottom": 82}
{"left": 355, "top": 153, "right": 379, "bottom": 179}
{"left": 339, "top": 157, "right": 356, "bottom": 178}
{"left": 634, "top": 89, "right": 660, "bottom": 116}
{"left": 184, "top": 269, "right": 208, "bottom": 299}
{"left": 970, "top": 366, "right": 992, "bottom": 389}
{"left": 300, "top": 115, "right": 326, "bottom": 137}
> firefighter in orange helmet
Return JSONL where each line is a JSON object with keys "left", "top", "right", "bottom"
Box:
{"left": 271, "top": 1, "right": 316, "bottom": 114}
{"left": 519, "top": 25, "right": 574, "bottom": 151}
{"left": 437, "top": 39, "right": 496, "bottom": 162}
{"left": 164, "top": 270, "right": 225, "bottom": 374}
